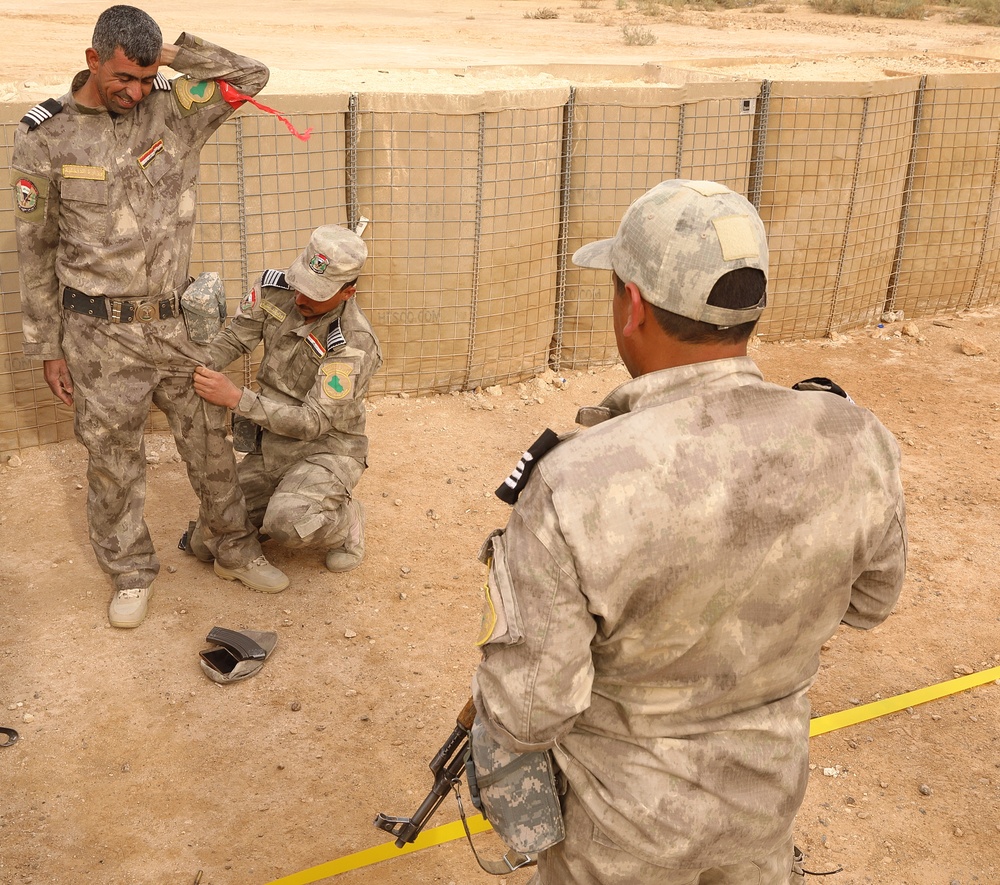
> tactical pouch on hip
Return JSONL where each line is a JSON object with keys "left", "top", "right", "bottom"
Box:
{"left": 180, "top": 272, "right": 227, "bottom": 344}
{"left": 468, "top": 718, "right": 565, "bottom": 855}
{"left": 232, "top": 414, "right": 262, "bottom": 454}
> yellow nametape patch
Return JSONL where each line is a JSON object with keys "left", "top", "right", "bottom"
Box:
{"left": 62, "top": 164, "right": 106, "bottom": 181}
{"left": 260, "top": 300, "right": 287, "bottom": 322}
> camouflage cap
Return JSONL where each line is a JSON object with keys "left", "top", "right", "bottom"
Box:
{"left": 286, "top": 225, "right": 368, "bottom": 302}
{"left": 572, "top": 179, "right": 768, "bottom": 326}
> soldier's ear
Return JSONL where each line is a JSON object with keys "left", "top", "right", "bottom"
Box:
{"left": 85, "top": 48, "right": 100, "bottom": 73}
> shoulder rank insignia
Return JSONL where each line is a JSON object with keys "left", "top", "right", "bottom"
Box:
{"left": 326, "top": 318, "right": 346, "bottom": 353}
{"left": 20, "top": 98, "right": 63, "bottom": 131}
{"left": 261, "top": 269, "right": 291, "bottom": 290}
{"left": 792, "top": 376, "right": 854, "bottom": 403}
{"left": 495, "top": 428, "right": 561, "bottom": 505}
{"left": 151, "top": 73, "right": 171, "bottom": 92}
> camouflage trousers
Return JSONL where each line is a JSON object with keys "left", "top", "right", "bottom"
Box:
{"left": 238, "top": 449, "right": 364, "bottom": 550}
{"left": 62, "top": 310, "right": 261, "bottom": 591}
{"left": 531, "top": 788, "right": 802, "bottom": 885}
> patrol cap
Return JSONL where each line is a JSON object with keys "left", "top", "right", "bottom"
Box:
{"left": 286, "top": 225, "right": 368, "bottom": 302}
{"left": 572, "top": 179, "right": 768, "bottom": 327}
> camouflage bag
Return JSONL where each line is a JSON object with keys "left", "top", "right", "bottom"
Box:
{"left": 469, "top": 717, "right": 565, "bottom": 855}
{"left": 181, "top": 272, "right": 227, "bottom": 344}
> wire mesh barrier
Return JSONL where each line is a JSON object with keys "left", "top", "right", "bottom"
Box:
{"left": 3, "top": 71, "right": 1000, "bottom": 453}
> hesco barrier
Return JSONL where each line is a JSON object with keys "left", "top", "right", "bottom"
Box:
{"left": 2, "top": 71, "right": 1000, "bottom": 453}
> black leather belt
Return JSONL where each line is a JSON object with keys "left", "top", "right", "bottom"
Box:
{"left": 62, "top": 287, "right": 179, "bottom": 323}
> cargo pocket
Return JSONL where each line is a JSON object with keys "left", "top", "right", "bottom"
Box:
{"left": 475, "top": 529, "right": 525, "bottom": 647}
{"left": 61, "top": 177, "right": 109, "bottom": 241}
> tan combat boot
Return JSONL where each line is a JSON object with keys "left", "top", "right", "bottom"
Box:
{"left": 325, "top": 500, "right": 366, "bottom": 573}
{"left": 214, "top": 555, "right": 289, "bottom": 593}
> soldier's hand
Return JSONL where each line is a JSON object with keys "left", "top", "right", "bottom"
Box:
{"left": 43, "top": 359, "right": 74, "bottom": 407}
{"left": 193, "top": 365, "right": 241, "bottom": 410}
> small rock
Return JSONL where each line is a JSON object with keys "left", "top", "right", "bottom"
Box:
{"left": 399, "top": 592, "right": 408, "bottom": 600}
{"left": 290, "top": 701, "right": 302, "bottom": 712}
{"left": 400, "top": 566, "right": 411, "bottom": 575}
{"left": 394, "top": 499, "right": 403, "bottom": 506}
{"left": 823, "top": 767, "right": 839, "bottom": 777}
{"left": 486, "top": 385, "right": 503, "bottom": 397}
{"left": 901, "top": 322, "right": 920, "bottom": 337}
{"left": 918, "top": 784, "right": 932, "bottom": 796}
{"left": 345, "top": 689, "right": 358, "bottom": 697}
{"left": 6, "top": 455, "right": 23, "bottom": 468}
{"left": 166, "top": 565, "right": 177, "bottom": 574}
{"left": 960, "top": 339, "right": 985, "bottom": 356}
{"left": 22, "top": 713, "right": 34, "bottom": 723}
{"left": 345, "top": 629, "right": 357, "bottom": 638}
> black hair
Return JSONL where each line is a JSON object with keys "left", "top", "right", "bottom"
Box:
{"left": 92, "top": 5, "right": 161, "bottom": 65}
{"left": 616, "top": 268, "right": 765, "bottom": 344}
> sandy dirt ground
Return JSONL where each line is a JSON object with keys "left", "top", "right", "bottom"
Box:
{"left": 2, "top": 2, "right": 1000, "bottom": 885}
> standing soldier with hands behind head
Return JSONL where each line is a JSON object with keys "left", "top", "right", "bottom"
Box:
{"left": 471, "top": 180, "right": 906, "bottom": 884}
{"left": 10, "top": 5, "right": 288, "bottom": 629}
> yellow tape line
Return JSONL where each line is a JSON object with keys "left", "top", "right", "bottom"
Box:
{"left": 264, "top": 814, "right": 492, "bottom": 885}
{"left": 267, "top": 666, "right": 1000, "bottom": 885}
{"left": 809, "top": 664, "right": 1000, "bottom": 737}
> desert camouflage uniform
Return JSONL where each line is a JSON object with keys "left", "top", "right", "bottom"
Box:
{"left": 10, "top": 33, "right": 269, "bottom": 591}
{"left": 206, "top": 271, "right": 382, "bottom": 549}
{"left": 473, "top": 357, "right": 906, "bottom": 884}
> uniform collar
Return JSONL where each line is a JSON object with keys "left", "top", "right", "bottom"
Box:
{"left": 575, "top": 356, "right": 763, "bottom": 428}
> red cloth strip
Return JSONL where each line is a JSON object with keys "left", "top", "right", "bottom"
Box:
{"left": 219, "top": 80, "right": 313, "bottom": 142}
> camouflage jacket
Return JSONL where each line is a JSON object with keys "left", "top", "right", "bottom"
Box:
{"left": 11, "top": 33, "right": 269, "bottom": 360}
{"left": 473, "top": 356, "right": 906, "bottom": 868}
{"left": 208, "top": 271, "right": 383, "bottom": 465}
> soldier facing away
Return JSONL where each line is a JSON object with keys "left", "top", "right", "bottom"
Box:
{"left": 10, "top": 5, "right": 288, "bottom": 628}
{"left": 471, "top": 180, "right": 907, "bottom": 883}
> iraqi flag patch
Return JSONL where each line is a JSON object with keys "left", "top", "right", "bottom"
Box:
{"left": 305, "top": 333, "right": 326, "bottom": 358}
{"left": 137, "top": 139, "right": 164, "bottom": 169}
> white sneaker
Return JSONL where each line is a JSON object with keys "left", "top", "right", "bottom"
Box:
{"left": 214, "top": 555, "right": 289, "bottom": 593}
{"left": 109, "top": 586, "right": 153, "bottom": 628}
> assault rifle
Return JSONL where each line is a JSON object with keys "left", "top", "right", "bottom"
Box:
{"left": 373, "top": 697, "right": 536, "bottom": 874}
{"left": 373, "top": 697, "right": 477, "bottom": 847}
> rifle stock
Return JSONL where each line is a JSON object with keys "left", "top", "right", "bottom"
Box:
{"left": 374, "top": 697, "right": 476, "bottom": 848}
